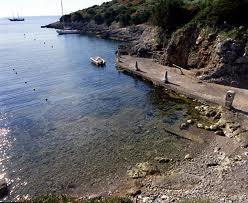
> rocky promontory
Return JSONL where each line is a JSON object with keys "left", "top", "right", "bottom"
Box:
{"left": 45, "top": 21, "right": 147, "bottom": 42}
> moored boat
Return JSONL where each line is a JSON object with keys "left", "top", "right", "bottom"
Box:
{"left": 9, "top": 18, "right": 25, "bottom": 21}
{"left": 90, "top": 57, "right": 106, "bottom": 66}
{"left": 56, "top": 28, "right": 80, "bottom": 35}
{"left": 56, "top": 0, "right": 80, "bottom": 35}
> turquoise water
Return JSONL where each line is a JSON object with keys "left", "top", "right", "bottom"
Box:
{"left": 0, "top": 16, "right": 195, "bottom": 200}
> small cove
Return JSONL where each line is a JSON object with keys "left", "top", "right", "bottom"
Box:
{"left": 0, "top": 16, "right": 204, "bottom": 200}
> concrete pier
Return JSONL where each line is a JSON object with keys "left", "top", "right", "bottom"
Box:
{"left": 116, "top": 55, "right": 248, "bottom": 113}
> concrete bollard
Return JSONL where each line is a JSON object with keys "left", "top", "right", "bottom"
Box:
{"left": 164, "top": 71, "right": 168, "bottom": 83}
{"left": 225, "top": 90, "right": 235, "bottom": 109}
{"left": 116, "top": 54, "right": 120, "bottom": 63}
{"left": 135, "top": 61, "right": 140, "bottom": 71}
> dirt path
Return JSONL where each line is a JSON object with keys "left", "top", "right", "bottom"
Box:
{"left": 117, "top": 55, "right": 248, "bottom": 114}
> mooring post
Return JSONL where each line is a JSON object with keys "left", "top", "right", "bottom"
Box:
{"left": 135, "top": 61, "right": 140, "bottom": 71}
{"left": 116, "top": 51, "right": 120, "bottom": 62}
{"left": 225, "top": 90, "right": 235, "bottom": 109}
{"left": 164, "top": 71, "right": 168, "bottom": 83}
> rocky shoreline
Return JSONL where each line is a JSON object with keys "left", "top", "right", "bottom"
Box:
{"left": 100, "top": 87, "right": 246, "bottom": 202}
{"left": 44, "top": 21, "right": 147, "bottom": 42}
{"left": 113, "top": 54, "right": 248, "bottom": 202}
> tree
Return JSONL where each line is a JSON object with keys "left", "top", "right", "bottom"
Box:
{"left": 131, "top": 9, "right": 151, "bottom": 25}
{"left": 104, "top": 8, "right": 117, "bottom": 26}
{"left": 94, "top": 14, "right": 104, "bottom": 25}
{"left": 118, "top": 11, "right": 131, "bottom": 27}
{"left": 60, "top": 14, "right": 71, "bottom": 23}
{"left": 152, "top": 0, "right": 186, "bottom": 32}
{"left": 71, "top": 12, "right": 83, "bottom": 22}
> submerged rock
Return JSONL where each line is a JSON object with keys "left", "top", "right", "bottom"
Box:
{"left": 184, "top": 154, "right": 192, "bottom": 160}
{"left": 127, "top": 162, "right": 159, "bottom": 179}
{"left": 180, "top": 123, "right": 188, "bottom": 130}
{"left": 126, "top": 187, "right": 141, "bottom": 197}
{"left": 0, "top": 179, "right": 7, "bottom": 198}
{"left": 187, "top": 119, "right": 194, "bottom": 124}
{"left": 154, "top": 157, "right": 171, "bottom": 163}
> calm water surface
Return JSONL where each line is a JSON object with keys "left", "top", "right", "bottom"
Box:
{"left": 0, "top": 16, "right": 195, "bottom": 200}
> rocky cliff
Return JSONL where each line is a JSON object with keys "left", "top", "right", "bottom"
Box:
{"left": 158, "top": 25, "right": 248, "bottom": 87}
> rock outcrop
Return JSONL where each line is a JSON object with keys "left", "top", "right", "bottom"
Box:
{"left": 160, "top": 26, "right": 248, "bottom": 87}
{"left": 127, "top": 162, "right": 159, "bottom": 179}
{"left": 198, "top": 38, "right": 248, "bottom": 86}
{"left": 45, "top": 21, "right": 147, "bottom": 42}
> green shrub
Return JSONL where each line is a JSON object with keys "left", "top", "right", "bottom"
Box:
{"left": 71, "top": 12, "right": 83, "bottom": 22}
{"left": 195, "top": 0, "right": 248, "bottom": 27}
{"left": 151, "top": 0, "right": 195, "bottom": 32}
{"left": 118, "top": 10, "right": 131, "bottom": 27}
{"left": 94, "top": 13, "right": 104, "bottom": 24}
{"left": 104, "top": 8, "right": 117, "bottom": 26}
{"left": 131, "top": 9, "right": 151, "bottom": 25}
{"left": 60, "top": 14, "right": 71, "bottom": 23}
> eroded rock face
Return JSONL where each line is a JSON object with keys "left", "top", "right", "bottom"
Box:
{"left": 161, "top": 26, "right": 248, "bottom": 87}
{"left": 129, "top": 26, "right": 160, "bottom": 58}
{"left": 198, "top": 38, "right": 248, "bottom": 86}
{"left": 161, "top": 25, "right": 200, "bottom": 67}
{"left": 158, "top": 25, "right": 248, "bottom": 87}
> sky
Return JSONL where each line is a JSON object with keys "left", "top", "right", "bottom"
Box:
{"left": 0, "top": 0, "right": 110, "bottom": 17}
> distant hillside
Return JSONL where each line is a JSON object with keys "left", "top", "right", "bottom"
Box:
{"left": 61, "top": 0, "right": 248, "bottom": 32}
{"left": 61, "top": 0, "right": 155, "bottom": 27}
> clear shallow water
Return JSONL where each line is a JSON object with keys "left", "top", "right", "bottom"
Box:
{"left": 0, "top": 16, "right": 195, "bottom": 200}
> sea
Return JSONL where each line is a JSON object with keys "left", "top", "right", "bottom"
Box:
{"left": 0, "top": 16, "right": 197, "bottom": 200}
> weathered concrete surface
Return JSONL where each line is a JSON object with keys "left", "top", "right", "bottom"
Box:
{"left": 117, "top": 55, "right": 248, "bottom": 113}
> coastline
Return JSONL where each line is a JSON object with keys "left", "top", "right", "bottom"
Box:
{"left": 36, "top": 21, "right": 248, "bottom": 202}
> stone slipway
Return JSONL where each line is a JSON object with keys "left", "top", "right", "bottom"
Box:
{"left": 117, "top": 55, "right": 248, "bottom": 114}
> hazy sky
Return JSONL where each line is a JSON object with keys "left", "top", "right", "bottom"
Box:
{"left": 0, "top": 0, "right": 110, "bottom": 17}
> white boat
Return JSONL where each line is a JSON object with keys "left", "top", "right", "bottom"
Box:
{"left": 56, "top": 0, "right": 80, "bottom": 35}
{"left": 90, "top": 57, "right": 106, "bottom": 66}
{"left": 56, "top": 28, "right": 80, "bottom": 35}
{"left": 9, "top": 17, "right": 25, "bottom": 22}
